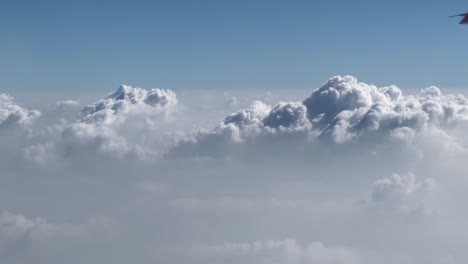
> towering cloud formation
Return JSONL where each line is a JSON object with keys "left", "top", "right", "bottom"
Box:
{"left": 304, "top": 76, "right": 468, "bottom": 143}
{"left": 173, "top": 76, "right": 468, "bottom": 158}
{"left": 62, "top": 85, "right": 177, "bottom": 157}
{"left": 62, "top": 85, "right": 177, "bottom": 159}
{"left": 18, "top": 85, "right": 179, "bottom": 163}
{"left": 80, "top": 84, "right": 177, "bottom": 124}
{"left": 2, "top": 77, "right": 468, "bottom": 264}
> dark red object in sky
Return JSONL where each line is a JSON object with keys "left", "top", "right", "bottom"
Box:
{"left": 461, "top": 14, "right": 468, "bottom": 24}
{"left": 449, "top": 12, "right": 468, "bottom": 24}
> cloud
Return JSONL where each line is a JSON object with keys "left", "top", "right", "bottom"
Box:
{"left": 190, "top": 239, "right": 359, "bottom": 264}
{"left": 20, "top": 85, "right": 179, "bottom": 163}
{"left": 0, "top": 211, "right": 101, "bottom": 260}
{"left": 224, "top": 96, "right": 238, "bottom": 108}
{"left": 0, "top": 94, "right": 40, "bottom": 129}
{"left": 370, "top": 173, "right": 437, "bottom": 214}
{"left": 56, "top": 100, "right": 80, "bottom": 109}
{"left": 16, "top": 76, "right": 468, "bottom": 164}
{"left": 171, "top": 76, "right": 468, "bottom": 159}
{"left": 298, "top": 76, "right": 468, "bottom": 143}
{"left": 80, "top": 84, "right": 177, "bottom": 125}
{"left": 2, "top": 76, "right": 468, "bottom": 264}
{"left": 224, "top": 100, "right": 271, "bottom": 128}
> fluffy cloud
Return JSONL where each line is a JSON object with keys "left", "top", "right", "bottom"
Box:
{"left": 2, "top": 76, "right": 468, "bottom": 264}
{"left": 173, "top": 76, "right": 468, "bottom": 157}
{"left": 0, "top": 94, "right": 40, "bottom": 129}
{"left": 15, "top": 76, "right": 468, "bottom": 163}
{"left": 224, "top": 100, "right": 271, "bottom": 128}
{"left": 80, "top": 84, "right": 177, "bottom": 125}
{"left": 21, "top": 85, "right": 179, "bottom": 162}
{"left": 304, "top": 76, "right": 468, "bottom": 142}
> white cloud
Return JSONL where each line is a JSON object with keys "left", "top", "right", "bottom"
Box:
{"left": 64, "top": 85, "right": 177, "bottom": 158}
{"left": 171, "top": 76, "right": 468, "bottom": 159}
{"left": 18, "top": 85, "right": 179, "bottom": 162}
{"left": 263, "top": 101, "right": 311, "bottom": 131}
{"left": 80, "top": 84, "right": 177, "bottom": 125}
{"left": 56, "top": 100, "right": 81, "bottom": 109}
{"left": 224, "top": 100, "right": 271, "bottom": 128}
{"left": 370, "top": 173, "right": 437, "bottom": 214}
{"left": 2, "top": 76, "right": 468, "bottom": 264}
{"left": 0, "top": 94, "right": 40, "bottom": 129}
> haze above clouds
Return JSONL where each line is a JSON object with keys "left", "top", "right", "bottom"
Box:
{"left": 1, "top": 76, "right": 468, "bottom": 263}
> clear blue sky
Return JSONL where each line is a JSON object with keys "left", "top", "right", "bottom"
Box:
{"left": 1, "top": 0, "right": 467, "bottom": 91}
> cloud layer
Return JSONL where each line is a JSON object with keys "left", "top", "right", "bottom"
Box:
{"left": 1, "top": 77, "right": 468, "bottom": 263}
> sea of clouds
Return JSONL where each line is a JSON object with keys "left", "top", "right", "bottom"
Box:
{"left": 1, "top": 76, "right": 468, "bottom": 263}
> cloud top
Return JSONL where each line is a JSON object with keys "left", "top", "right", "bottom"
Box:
{"left": 175, "top": 75, "right": 468, "bottom": 156}
{"left": 0, "top": 94, "right": 40, "bottom": 128}
{"left": 80, "top": 84, "right": 177, "bottom": 124}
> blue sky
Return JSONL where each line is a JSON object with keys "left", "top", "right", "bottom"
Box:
{"left": 1, "top": 0, "right": 467, "bottom": 91}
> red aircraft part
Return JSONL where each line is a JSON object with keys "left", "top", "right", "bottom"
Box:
{"left": 461, "top": 14, "right": 468, "bottom": 24}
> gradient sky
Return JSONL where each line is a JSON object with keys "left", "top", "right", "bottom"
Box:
{"left": 1, "top": 0, "right": 467, "bottom": 91}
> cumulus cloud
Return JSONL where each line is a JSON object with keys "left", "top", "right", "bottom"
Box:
{"left": 0, "top": 94, "right": 40, "bottom": 129}
{"left": 80, "top": 84, "right": 177, "bottom": 124}
{"left": 173, "top": 76, "right": 468, "bottom": 158}
{"left": 16, "top": 76, "right": 468, "bottom": 164}
{"left": 2, "top": 76, "right": 468, "bottom": 264}
{"left": 19, "top": 84, "right": 179, "bottom": 162}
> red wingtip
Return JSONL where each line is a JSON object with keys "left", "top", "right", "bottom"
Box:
{"left": 460, "top": 14, "right": 468, "bottom": 24}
